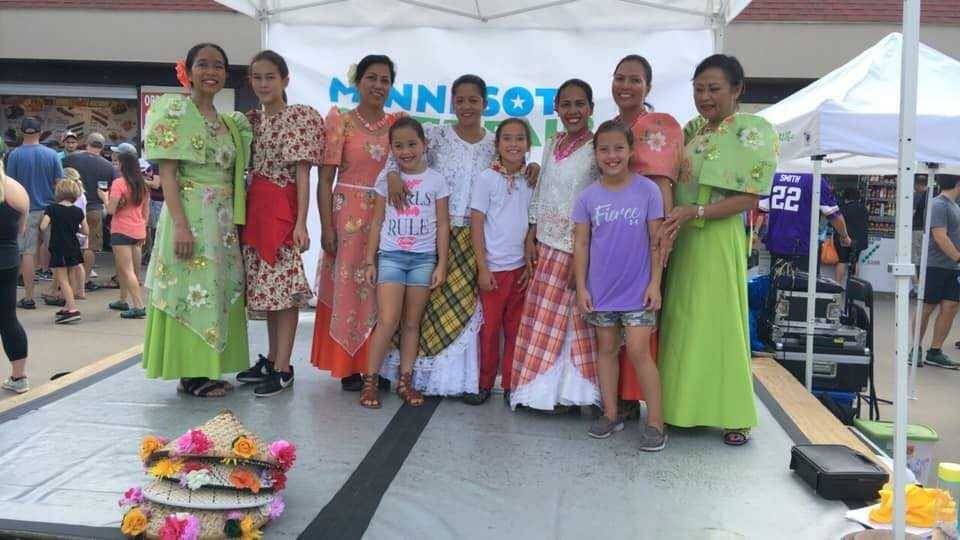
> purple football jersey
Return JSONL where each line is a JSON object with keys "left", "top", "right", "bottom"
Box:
{"left": 761, "top": 173, "right": 838, "bottom": 256}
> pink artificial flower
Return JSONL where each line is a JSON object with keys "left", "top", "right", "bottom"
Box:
{"left": 158, "top": 515, "right": 186, "bottom": 540}
{"left": 175, "top": 429, "right": 213, "bottom": 456}
{"left": 181, "top": 514, "right": 201, "bottom": 540}
{"left": 268, "top": 495, "right": 285, "bottom": 520}
{"left": 118, "top": 486, "right": 144, "bottom": 508}
{"left": 268, "top": 440, "right": 297, "bottom": 471}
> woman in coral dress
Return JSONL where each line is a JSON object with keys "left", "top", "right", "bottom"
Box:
{"left": 311, "top": 55, "right": 404, "bottom": 391}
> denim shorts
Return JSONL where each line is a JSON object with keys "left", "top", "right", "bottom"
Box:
{"left": 586, "top": 309, "right": 657, "bottom": 328}
{"left": 377, "top": 250, "right": 436, "bottom": 287}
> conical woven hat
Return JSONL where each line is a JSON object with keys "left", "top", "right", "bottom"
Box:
{"left": 154, "top": 409, "right": 279, "bottom": 468}
{"left": 143, "top": 479, "right": 275, "bottom": 510}
{"left": 122, "top": 499, "right": 272, "bottom": 540}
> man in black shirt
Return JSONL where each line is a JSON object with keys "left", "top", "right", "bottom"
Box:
{"left": 835, "top": 189, "right": 869, "bottom": 285}
{"left": 63, "top": 132, "right": 118, "bottom": 289}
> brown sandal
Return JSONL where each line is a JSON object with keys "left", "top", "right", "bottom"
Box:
{"left": 396, "top": 372, "right": 424, "bottom": 407}
{"left": 360, "top": 374, "right": 381, "bottom": 409}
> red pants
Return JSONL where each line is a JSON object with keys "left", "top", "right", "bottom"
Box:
{"left": 478, "top": 267, "right": 526, "bottom": 391}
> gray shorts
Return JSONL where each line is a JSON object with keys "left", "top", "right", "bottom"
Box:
{"left": 148, "top": 200, "right": 163, "bottom": 229}
{"left": 586, "top": 309, "right": 657, "bottom": 328}
{"left": 18, "top": 210, "right": 44, "bottom": 255}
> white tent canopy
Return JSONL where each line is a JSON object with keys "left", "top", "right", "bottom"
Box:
{"left": 219, "top": 0, "right": 751, "bottom": 32}
{"left": 760, "top": 33, "right": 960, "bottom": 166}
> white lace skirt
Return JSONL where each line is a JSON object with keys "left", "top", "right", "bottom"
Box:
{"left": 509, "top": 322, "right": 599, "bottom": 411}
{"left": 379, "top": 303, "right": 481, "bottom": 396}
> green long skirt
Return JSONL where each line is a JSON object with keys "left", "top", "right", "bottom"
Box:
{"left": 142, "top": 300, "right": 249, "bottom": 380}
{"left": 659, "top": 214, "right": 758, "bottom": 429}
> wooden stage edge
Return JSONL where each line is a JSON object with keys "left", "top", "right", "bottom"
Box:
{"left": 752, "top": 356, "right": 889, "bottom": 473}
{"left": 0, "top": 344, "right": 142, "bottom": 416}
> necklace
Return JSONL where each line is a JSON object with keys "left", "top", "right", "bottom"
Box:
{"left": 553, "top": 130, "right": 591, "bottom": 162}
{"left": 354, "top": 109, "right": 389, "bottom": 132}
{"left": 490, "top": 157, "right": 523, "bottom": 194}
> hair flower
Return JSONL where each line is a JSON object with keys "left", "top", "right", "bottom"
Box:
{"left": 268, "top": 440, "right": 297, "bottom": 471}
{"left": 231, "top": 435, "right": 257, "bottom": 460}
{"left": 175, "top": 59, "right": 191, "bottom": 89}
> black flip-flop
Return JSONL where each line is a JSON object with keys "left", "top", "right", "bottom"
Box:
{"left": 17, "top": 298, "right": 36, "bottom": 309}
{"left": 177, "top": 378, "right": 233, "bottom": 398}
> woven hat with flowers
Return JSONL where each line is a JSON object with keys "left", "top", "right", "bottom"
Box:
{"left": 119, "top": 409, "right": 296, "bottom": 540}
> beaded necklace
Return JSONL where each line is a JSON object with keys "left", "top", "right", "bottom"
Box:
{"left": 552, "top": 129, "right": 591, "bottom": 162}
{"left": 354, "top": 109, "right": 389, "bottom": 132}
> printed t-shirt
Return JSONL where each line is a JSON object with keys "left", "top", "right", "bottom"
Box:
{"left": 572, "top": 175, "right": 664, "bottom": 311}
{"left": 373, "top": 167, "right": 450, "bottom": 253}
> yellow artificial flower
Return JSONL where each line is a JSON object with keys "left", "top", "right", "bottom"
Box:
{"left": 240, "top": 515, "right": 263, "bottom": 540}
{"left": 139, "top": 435, "right": 164, "bottom": 463}
{"left": 149, "top": 458, "right": 183, "bottom": 479}
{"left": 232, "top": 436, "right": 257, "bottom": 459}
{"left": 120, "top": 507, "right": 149, "bottom": 536}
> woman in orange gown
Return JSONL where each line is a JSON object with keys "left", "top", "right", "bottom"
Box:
{"left": 311, "top": 55, "right": 404, "bottom": 391}
{"left": 608, "top": 54, "right": 683, "bottom": 401}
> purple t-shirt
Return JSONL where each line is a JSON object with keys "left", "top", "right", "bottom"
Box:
{"left": 572, "top": 175, "right": 664, "bottom": 311}
{"left": 760, "top": 173, "right": 839, "bottom": 256}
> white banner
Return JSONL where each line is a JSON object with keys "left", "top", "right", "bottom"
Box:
{"left": 267, "top": 23, "right": 712, "bottom": 287}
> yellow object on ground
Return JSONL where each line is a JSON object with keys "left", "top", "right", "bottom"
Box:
{"left": 868, "top": 483, "right": 956, "bottom": 528}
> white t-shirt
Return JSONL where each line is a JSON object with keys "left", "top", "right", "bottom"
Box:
{"left": 470, "top": 167, "right": 533, "bottom": 272}
{"left": 374, "top": 167, "right": 450, "bottom": 253}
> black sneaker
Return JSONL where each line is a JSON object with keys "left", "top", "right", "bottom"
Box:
{"left": 341, "top": 373, "right": 363, "bottom": 391}
{"left": 237, "top": 354, "right": 273, "bottom": 384}
{"left": 55, "top": 310, "right": 81, "bottom": 324}
{"left": 85, "top": 281, "right": 102, "bottom": 292}
{"left": 254, "top": 367, "right": 294, "bottom": 397}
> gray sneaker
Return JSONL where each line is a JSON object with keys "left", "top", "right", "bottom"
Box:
{"left": 2, "top": 377, "right": 29, "bottom": 394}
{"left": 638, "top": 424, "right": 667, "bottom": 452}
{"left": 588, "top": 416, "right": 625, "bottom": 439}
{"left": 925, "top": 350, "right": 960, "bottom": 369}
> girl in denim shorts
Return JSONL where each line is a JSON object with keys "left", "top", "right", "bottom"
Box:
{"left": 361, "top": 117, "right": 451, "bottom": 409}
{"left": 573, "top": 120, "right": 667, "bottom": 451}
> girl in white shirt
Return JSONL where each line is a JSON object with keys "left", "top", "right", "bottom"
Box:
{"left": 362, "top": 117, "right": 450, "bottom": 409}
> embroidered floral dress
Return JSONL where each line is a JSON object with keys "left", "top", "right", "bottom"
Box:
{"left": 376, "top": 123, "right": 495, "bottom": 395}
{"left": 142, "top": 94, "right": 253, "bottom": 379}
{"left": 242, "top": 105, "right": 324, "bottom": 311}
{"left": 311, "top": 107, "right": 403, "bottom": 377}
{"left": 659, "top": 113, "right": 778, "bottom": 429}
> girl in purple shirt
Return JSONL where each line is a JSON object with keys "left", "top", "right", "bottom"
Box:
{"left": 573, "top": 120, "right": 666, "bottom": 451}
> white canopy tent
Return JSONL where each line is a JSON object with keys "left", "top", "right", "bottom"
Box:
{"left": 761, "top": 23, "right": 960, "bottom": 538}
{"left": 219, "top": 0, "right": 752, "bottom": 38}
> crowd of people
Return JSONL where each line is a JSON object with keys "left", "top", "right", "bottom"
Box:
{"left": 1, "top": 41, "right": 786, "bottom": 451}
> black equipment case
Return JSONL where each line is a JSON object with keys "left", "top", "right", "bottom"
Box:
{"left": 789, "top": 444, "right": 888, "bottom": 501}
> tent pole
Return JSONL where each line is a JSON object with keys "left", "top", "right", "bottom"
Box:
{"left": 910, "top": 163, "right": 938, "bottom": 399}
{"left": 892, "top": 1, "right": 921, "bottom": 538}
{"left": 804, "top": 155, "right": 824, "bottom": 392}
{"left": 258, "top": 0, "right": 269, "bottom": 49}
{"left": 712, "top": 0, "right": 726, "bottom": 52}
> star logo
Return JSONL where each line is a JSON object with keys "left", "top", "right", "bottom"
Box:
{"left": 511, "top": 95, "right": 525, "bottom": 111}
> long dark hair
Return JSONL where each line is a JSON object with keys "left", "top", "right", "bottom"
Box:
{"left": 249, "top": 49, "right": 289, "bottom": 104}
{"left": 186, "top": 42, "right": 229, "bottom": 69}
{"left": 117, "top": 152, "right": 146, "bottom": 207}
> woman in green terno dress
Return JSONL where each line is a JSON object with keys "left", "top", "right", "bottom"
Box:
{"left": 142, "top": 43, "right": 253, "bottom": 397}
{"left": 659, "top": 54, "right": 778, "bottom": 445}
